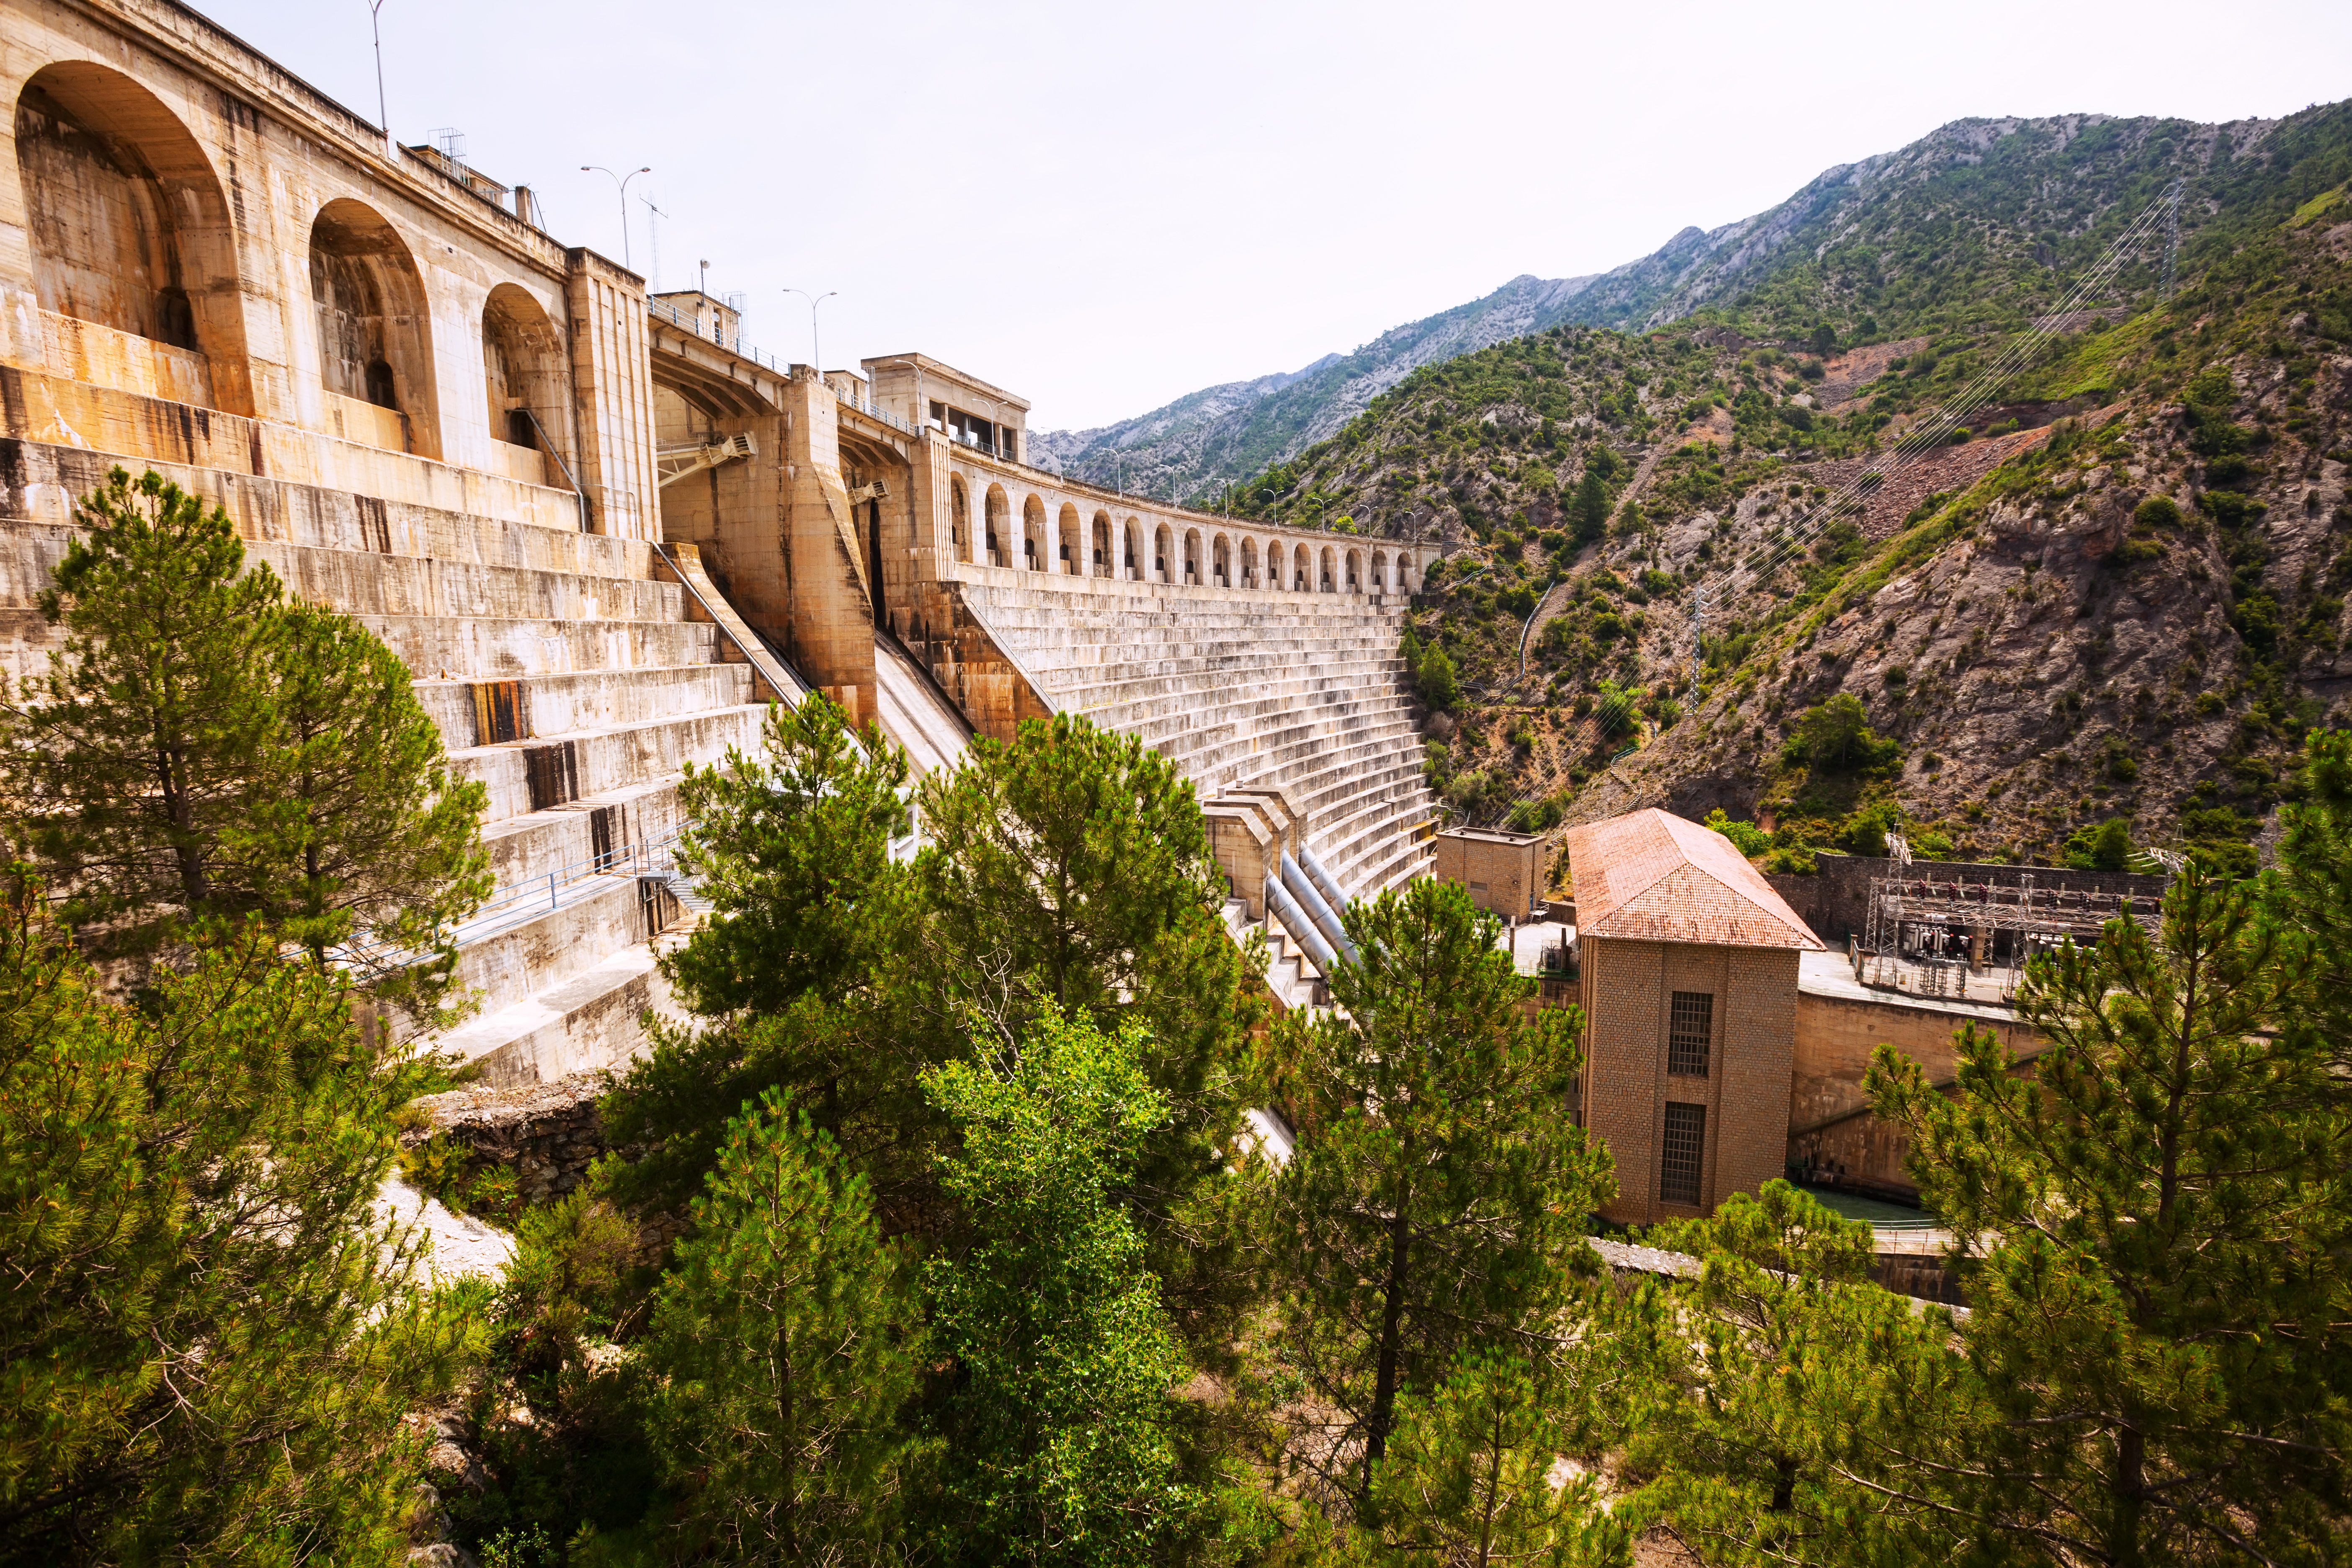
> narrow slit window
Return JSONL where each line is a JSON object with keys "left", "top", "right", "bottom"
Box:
{"left": 1661, "top": 1102, "right": 1705, "bottom": 1206}
{"left": 1668, "top": 991, "right": 1713, "bottom": 1078}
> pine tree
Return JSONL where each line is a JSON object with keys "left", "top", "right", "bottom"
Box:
{"left": 599, "top": 692, "right": 917, "bottom": 1215}
{"left": 5, "top": 468, "right": 284, "bottom": 951}
{"left": 2268, "top": 727, "right": 2352, "bottom": 1082}
{"left": 913, "top": 712, "right": 1262, "bottom": 1336}
{"left": 920, "top": 1007, "right": 1207, "bottom": 1566}
{"left": 1260, "top": 876, "right": 1613, "bottom": 1513}
{"left": 0, "top": 882, "right": 480, "bottom": 1563}
{"left": 647, "top": 1087, "right": 916, "bottom": 1562}
{"left": 1866, "top": 862, "right": 2352, "bottom": 1564}
{"left": 4, "top": 470, "right": 488, "bottom": 1015}
{"left": 259, "top": 599, "right": 490, "bottom": 1022}
{"left": 1353, "top": 1352, "right": 1628, "bottom": 1568}
{"left": 1618, "top": 1181, "right": 1965, "bottom": 1566}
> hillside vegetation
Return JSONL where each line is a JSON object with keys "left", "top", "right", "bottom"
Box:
{"left": 1236, "top": 99, "right": 2352, "bottom": 877}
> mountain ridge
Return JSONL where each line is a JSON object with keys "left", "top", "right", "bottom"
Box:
{"left": 1034, "top": 110, "right": 2293, "bottom": 501}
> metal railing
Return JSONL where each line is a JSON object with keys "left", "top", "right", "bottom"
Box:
{"left": 330, "top": 826, "right": 694, "bottom": 977}
{"left": 645, "top": 296, "right": 787, "bottom": 373}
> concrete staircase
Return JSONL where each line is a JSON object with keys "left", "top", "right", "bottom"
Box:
{"left": 299, "top": 511, "right": 772, "bottom": 1085}
{"left": 959, "top": 583, "right": 1439, "bottom": 902}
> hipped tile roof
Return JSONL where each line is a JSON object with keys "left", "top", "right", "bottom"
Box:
{"left": 1563, "top": 808, "right": 1825, "bottom": 951}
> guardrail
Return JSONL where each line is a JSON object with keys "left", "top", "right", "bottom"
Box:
{"left": 332, "top": 827, "right": 695, "bottom": 978}
{"left": 645, "top": 296, "right": 788, "bottom": 374}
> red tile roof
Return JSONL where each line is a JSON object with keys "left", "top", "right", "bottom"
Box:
{"left": 1563, "top": 808, "right": 1824, "bottom": 950}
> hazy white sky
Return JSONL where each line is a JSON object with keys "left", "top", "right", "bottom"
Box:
{"left": 189, "top": 0, "right": 2349, "bottom": 431}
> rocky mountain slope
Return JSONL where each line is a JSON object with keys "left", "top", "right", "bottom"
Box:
{"left": 1036, "top": 110, "right": 2298, "bottom": 508}
{"left": 1226, "top": 98, "right": 2352, "bottom": 877}
{"left": 1029, "top": 273, "right": 1601, "bottom": 503}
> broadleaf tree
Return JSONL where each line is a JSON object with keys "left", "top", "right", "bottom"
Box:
{"left": 919, "top": 1006, "right": 1208, "bottom": 1566}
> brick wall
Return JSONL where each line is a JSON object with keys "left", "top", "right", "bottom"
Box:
{"left": 1788, "top": 988, "right": 2045, "bottom": 1200}
{"left": 1434, "top": 830, "right": 1542, "bottom": 918}
{"left": 1582, "top": 936, "right": 1799, "bottom": 1225}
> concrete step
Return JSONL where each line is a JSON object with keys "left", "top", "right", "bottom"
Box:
{"left": 442, "top": 872, "right": 658, "bottom": 1023}
{"left": 479, "top": 774, "right": 689, "bottom": 886}
{"left": 431, "top": 936, "right": 678, "bottom": 1088}
{"left": 449, "top": 701, "right": 767, "bottom": 825}
{"left": 251, "top": 539, "right": 690, "bottom": 627}
{"left": 362, "top": 614, "right": 721, "bottom": 682}
{"left": 417, "top": 663, "right": 753, "bottom": 754}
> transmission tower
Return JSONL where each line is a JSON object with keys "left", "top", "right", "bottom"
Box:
{"left": 2162, "top": 178, "right": 2183, "bottom": 303}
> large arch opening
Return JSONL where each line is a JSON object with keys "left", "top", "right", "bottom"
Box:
{"left": 1212, "top": 532, "right": 1231, "bottom": 588}
{"left": 1183, "top": 528, "right": 1202, "bottom": 585}
{"left": 1320, "top": 545, "right": 1336, "bottom": 593}
{"left": 1022, "top": 494, "right": 1046, "bottom": 572}
{"left": 1346, "top": 547, "right": 1363, "bottom": 593}
{"left": 951, "top": 477, "right": 973, "bottom": 562}
{"left": 1153, "top": 524, "right": 1172, "bottom": 583}
{"left": 482, "top": 282, "right": 568, "bottom": 469}
{"left": 1123, "top": 518, "right": 1142, "bottom": 580}
{"left": 1091, "top": 511, "right": 1112, "bottom": 577}
{"left": 13, "top": 61, "right": 253, "bottom": 411}
{"left": 309, "top": 197, "right": 439, "bottom": 458}
{"left": 1057, "top": 502, "right": 1081, "bottom": 575}
{"left": 1240, "top": 537, "right": 1259, "bottom": 589}
{"left": 990, "top": 485, "right": 1016, "bottom": 567}
{"left": 1371, "top": 549, "right": 1390, "bottom": 593}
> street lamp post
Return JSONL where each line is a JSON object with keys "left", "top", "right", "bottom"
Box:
{"left": 365, "top": 0, "right": 394, "bottom": 158}
{"left": 579, "top": 165, "right": 652, "bottom": 271}
{"left": 782, "top": 288, "right": 837, "bottom": 380}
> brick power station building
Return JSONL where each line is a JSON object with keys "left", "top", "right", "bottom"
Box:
{"left": 1561, "top": 810, "right": 1826, "bottom": 1225}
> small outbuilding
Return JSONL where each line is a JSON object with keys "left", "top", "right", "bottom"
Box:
{"left": 1432, "top": 825, "right": 1544, "bottom": 919}
{"left": 1562, "top": 808, "right": 1825, "bottom": 1224}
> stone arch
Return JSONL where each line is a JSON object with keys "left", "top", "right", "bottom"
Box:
{"left": 1211, "top": 532, "right": 1231, "bottom": 588}
{"left": 1370, "top": 549, "right": 1390, "bottom": 593}
{"left": 1021, "top": 494, "right": 1046, "bottom": 571}
{"left": 309, "top": 197, "right": 441, "bottom": 458}
{"left": 1319, "top": 544, "right": 1336, "bottom": 593}
{"left": 952, "top": 477, "right": 973, "bottom": 562}
{"left": 1153, "top": 523, "right": 1173, "bottom": 583}
{"left": 1123, "top": 517, "right": 1143, "bottom": 580}
{"left": 1240, "top": 536, "right": 1259, "bottom": 588}
{"left": 990, "top": 484, "right": 1016, "bottom": 566}
{"left": 1183, "top": 527, "right": 1202, "bottom": 585}
{"left": 13, "top": 60, "right": 254, "bottom": 412}
{"left": 1091, "top": 511, "right": 1112, "bottom": 577}
{"left": 1056, "top": 501, "right": 1082, "bottom": 575}
{"left": 1345, "top": 547, "right": 1363, "bottom": 593}
{"left": 481, "top": 282, "right": 567, "bottom": 457}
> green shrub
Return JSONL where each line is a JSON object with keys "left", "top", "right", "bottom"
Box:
{"left": 1702, "top": 809, "right": 1772, "bottom": 856}
{"left": 2133, "top": 495, "right": 2184, "bottom": 531}
{"left": 2064, "top": 818, "right": 2135, "bottom": 872}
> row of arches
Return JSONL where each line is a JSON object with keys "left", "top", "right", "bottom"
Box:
{"left": 946, "top": 477, "right": 1413, "bottom": 595}
{"left": 13, "top": 59, "right": 569, "bottom": 468}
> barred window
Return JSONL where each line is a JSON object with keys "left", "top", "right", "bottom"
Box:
{"left": 1668, "top": 991, "right": 1713, "bottom": 1078}
{"left": 1661, "top": 1102, "right": 1706, "bottom": 1206}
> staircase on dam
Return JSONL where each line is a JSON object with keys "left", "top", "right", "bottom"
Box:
{"left": 954, "top": 582, "right": 1439, "bottom": 900}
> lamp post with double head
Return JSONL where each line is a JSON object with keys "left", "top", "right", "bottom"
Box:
{"left": 579, "top": 165, "right": 652, "bottom": 271}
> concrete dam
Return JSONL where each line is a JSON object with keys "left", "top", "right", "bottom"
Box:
{"left": 0, "top": 0, "right": 1440, "bottom": 1078}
